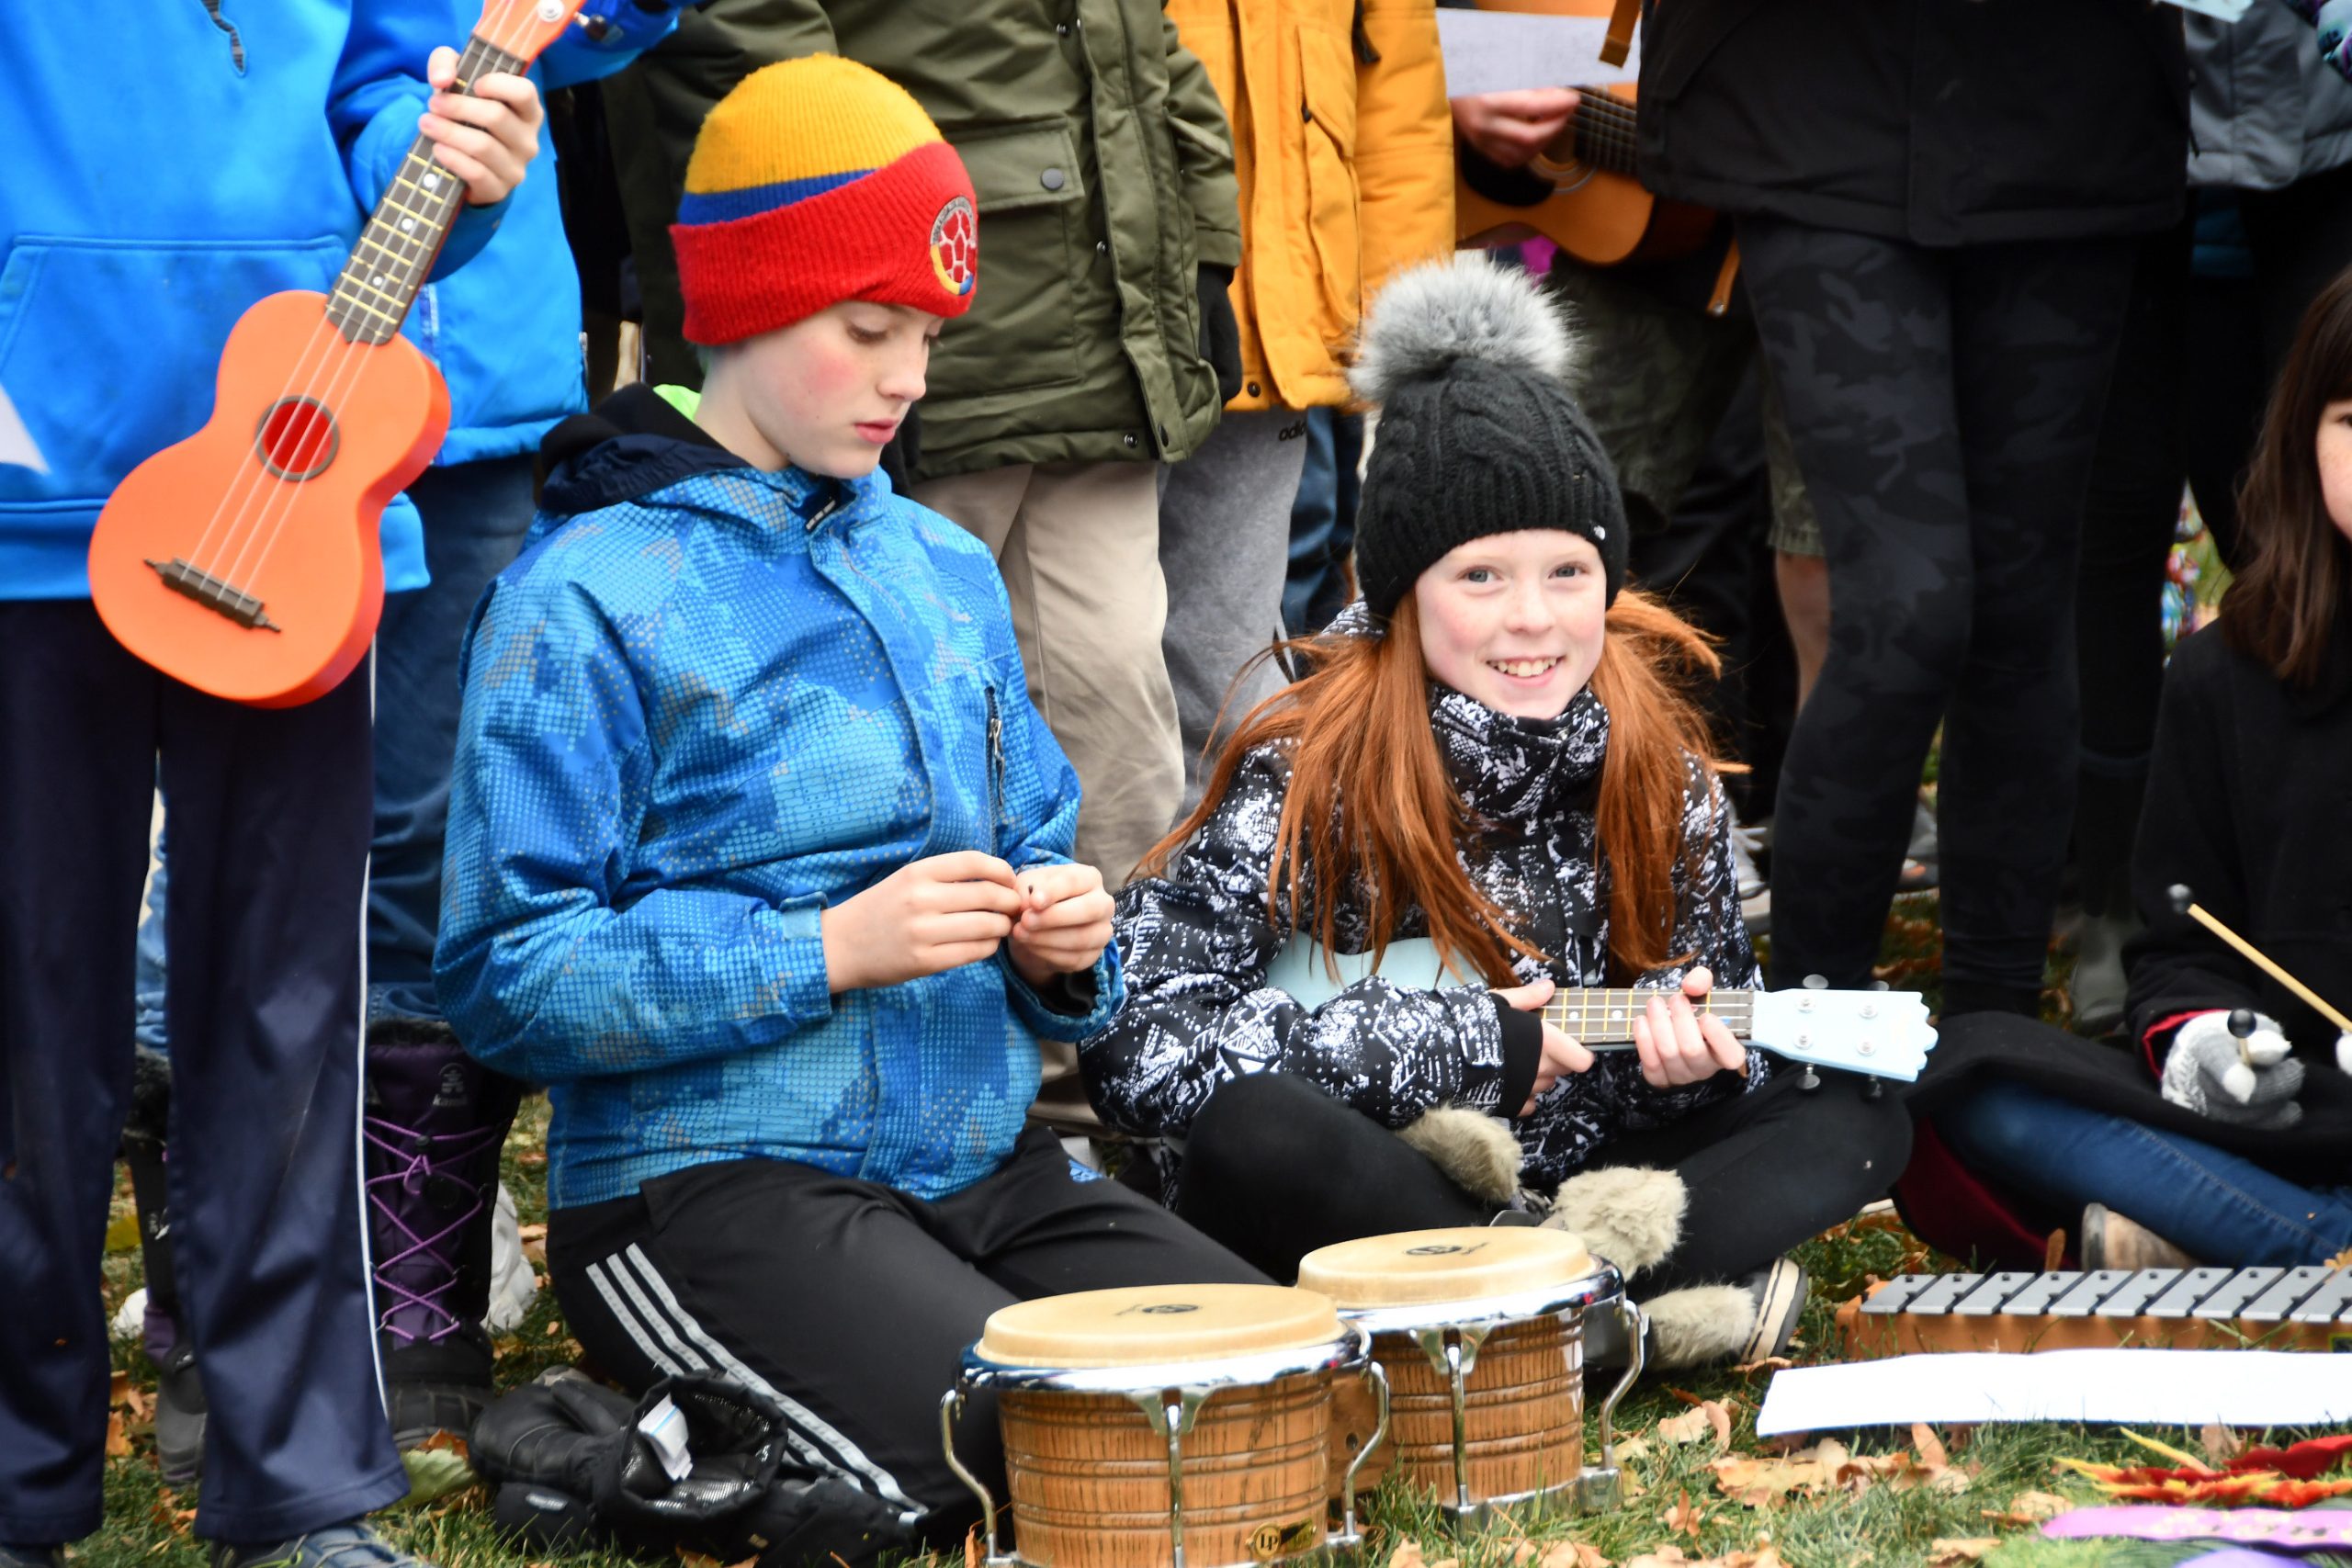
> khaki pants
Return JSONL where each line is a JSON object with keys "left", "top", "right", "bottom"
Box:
{"left": 914, "top": 458, "right": 1182, "bottom": 886}
{"left": 914, "top": 459, "right": 1181, "bottom": 1134}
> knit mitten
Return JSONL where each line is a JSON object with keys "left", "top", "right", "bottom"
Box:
{"left": 2161, "top": 1010, "right": 2304, "bottom": 1130}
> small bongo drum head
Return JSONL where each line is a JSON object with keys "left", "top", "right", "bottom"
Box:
{"left": 1296, "top": 1227, "right": 1596, "bottom": 1308}
{"left": 975, "top": 1284, "right": 1344, "bottom": 1369}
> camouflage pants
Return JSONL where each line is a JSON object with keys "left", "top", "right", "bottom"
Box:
{"left": 1738, "top": 218, "right": 2137, "bottom": 998}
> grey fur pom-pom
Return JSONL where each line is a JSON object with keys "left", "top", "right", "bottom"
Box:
{"left": 1347, "top": 253, "right": 1575, "bottom": 409}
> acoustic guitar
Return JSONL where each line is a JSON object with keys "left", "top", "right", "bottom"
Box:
{"left": 88, "top": 0, "right": 585, "bottom": 707}
{"left": 1453, "top": 0, "right": 1716, "bottom": 268}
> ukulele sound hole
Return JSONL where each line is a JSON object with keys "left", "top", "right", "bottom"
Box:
{"left": 254, "top": 397, "right": 340, "bottom": 481}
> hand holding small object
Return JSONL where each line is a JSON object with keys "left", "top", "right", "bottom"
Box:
{"left": 1004, "top": 863, "right": 1115, "bottom": 988}
{"left": 821, "top": 851, "right": 1023, "bottom": 993}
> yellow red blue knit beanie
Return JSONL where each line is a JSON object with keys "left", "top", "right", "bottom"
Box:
{"left": 672, "top": 56, "right": 978, "bottom": 345}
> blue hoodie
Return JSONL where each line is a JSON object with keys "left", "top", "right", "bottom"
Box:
{"left": 436, "top": 387, "right": 1122, "bottom": 1207}
{"left": 0, "top": 3, "right": 669, "bottom": 602}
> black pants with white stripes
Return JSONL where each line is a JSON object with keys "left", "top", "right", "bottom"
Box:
{"left": 546, "top": 1127, "right": 1268, "bottom": 1545}
{"left": 0, "top": 602, "right": 404, "bottom": 1545}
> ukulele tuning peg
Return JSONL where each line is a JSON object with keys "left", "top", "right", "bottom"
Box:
{"left": 1860, "top": 1077, "right": 1884, "bottom": 1102}
{"left": 1869, "top": 980, "right": 1890, "bottom": 992}
{"left": 1796, "top": 1064, "right": 1822, "bottom": 1093}
{"left": 1802, "top": 974, "right": 1829, "bottom": 990}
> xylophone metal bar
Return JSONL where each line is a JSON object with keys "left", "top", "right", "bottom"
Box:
{"left": 2147, "top": 1268, "right": 2240, "bottom": 1319}
{"left": 2048, "top": 1270, "right": 2137, "bottom": 1317}
{"left": 2242, "top": 1266, "right": 2337, "bottom": 1323}
{"left": 2193, "top": 1267, "right": 2284, "bottom": 1320}
{"left": 2289, "top": 1269, "right": 2352, "bottom": 1325}
{"left": 1952, "top": 1273, "right": 2041, "bottom": 1316}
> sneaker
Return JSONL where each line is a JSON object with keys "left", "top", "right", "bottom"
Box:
{"left": 2066, "top": 912, "right": 2133, "bottom": 1037}
{"left": 0, "top": 1544, "right": 64, "bottom": 1568}
{"left": 153, "top": 1337, "right": 208, "bottom": 1485}
{"left": 2081, "top": 1203, "right": 2199, "bottom": 1273}
{"left": 1734, "top": 1256, "right": 1809, "bottom": 1365}
{"left": 212, "top": 1522, "right": 436, "bottom": 1568}
{"left": 1898, "top": 796, "right": 1939, "bottom": 894}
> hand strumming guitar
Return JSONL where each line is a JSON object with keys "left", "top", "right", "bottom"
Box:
{"left": 1451, "top": 88, "right": 1581, "bottom": 171}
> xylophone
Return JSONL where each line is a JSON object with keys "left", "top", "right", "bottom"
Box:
{"left": 1837, "top": 1267, "right": 2352, "bottom": 1358}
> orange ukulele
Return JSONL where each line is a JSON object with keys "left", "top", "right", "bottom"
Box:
{"left": 1453, "top": 0, "right": 1715, "bottom": 267}
{"left": 88, "top": 0, "right": 583, "bottom": 707}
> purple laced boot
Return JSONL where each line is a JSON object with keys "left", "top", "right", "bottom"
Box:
{"left": 363, "top": 1022, "right": 522, "bottom": 1449}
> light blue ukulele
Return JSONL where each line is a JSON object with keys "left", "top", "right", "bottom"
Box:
{"left": 1263, "top": 938, "right": 1937, "bottom": 1083}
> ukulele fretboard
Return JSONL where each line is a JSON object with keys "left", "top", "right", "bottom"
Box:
{"left": 1540, "top": 987, "right": 1755, "bottom": 1047}
{"left": 327, "top": 32, "right": 529, "bottom": 345}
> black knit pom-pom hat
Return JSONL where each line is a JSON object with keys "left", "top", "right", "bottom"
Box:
{"left": 1347, "top": 254, "right": 1627, "bottom": 618}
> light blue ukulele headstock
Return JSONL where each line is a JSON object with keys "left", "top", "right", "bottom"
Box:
{"left": 1747, "top": 986, "right": 1937, "bottom": 1082}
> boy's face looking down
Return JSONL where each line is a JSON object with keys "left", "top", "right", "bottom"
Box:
{"left": 698, "top": 301, "right": 944, "bottom": 479}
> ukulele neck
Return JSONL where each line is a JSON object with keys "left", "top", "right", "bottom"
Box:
{"left": 1540, "top": 987, "right": 1754, "bottom": 1047}
{"left": 326, "top": 30, "right": 527, "bottom": 345}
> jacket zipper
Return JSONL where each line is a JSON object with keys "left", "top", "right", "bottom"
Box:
{"left": 985, "top": 684, "right": 1007, "bottom": 838}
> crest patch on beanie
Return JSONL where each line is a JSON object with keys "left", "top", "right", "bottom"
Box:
{"left": 930, "top": 196, "right": 978, "bottom": 299}
{"left": 672, "top": 56, "right": 980, "bottom": 346}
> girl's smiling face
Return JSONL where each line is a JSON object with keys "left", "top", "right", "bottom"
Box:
{"left": 1412, "top": 529, "right": 1608, "bottom": 719}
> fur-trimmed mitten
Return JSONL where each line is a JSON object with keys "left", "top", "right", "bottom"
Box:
{"left": 1541, "top": 1167, "right": 1686, "bottom": 1278}
{"left": 1396, "top": 1106, "right": 1525, "bottom": 1203}
{"left": 2162, "top": 1010, "right": 2304, "bottom": 1129}
{"left": 1644, "top": 1258, "right": 1808, "bottom": 1371}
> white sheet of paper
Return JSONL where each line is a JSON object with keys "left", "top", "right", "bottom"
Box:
{"left": 0, "top": 382, "right": 47, "bottom": 473}
{"left": 2163, "top": 0, "right": 2256, "bottom": 19}
{"left": 1434, "top": 10, "right": 1642, "bottom": 98}
{"left": 1757, "top": 1350, "right": 2352, "bottom": 1438}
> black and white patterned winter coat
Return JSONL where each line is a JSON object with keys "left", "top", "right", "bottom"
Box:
{"left": 1080, "top": 679, "right": 1767, "bottom": 1192}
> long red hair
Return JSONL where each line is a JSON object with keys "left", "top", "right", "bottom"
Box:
{"left": 1138, "top": 590, "right": 1730, "bottom": 984}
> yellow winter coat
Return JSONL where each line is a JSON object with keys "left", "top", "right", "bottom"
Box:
{"left": 1168, "top": 0, "right": 1455, "bottom": 412}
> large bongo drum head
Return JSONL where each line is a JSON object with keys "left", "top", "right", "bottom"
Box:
{"left": 975, "top": 1283, "right": 1344, "bottom": 1370}
{"left": 1296, "top": 1226, "right": 1595, "bottom": 1308}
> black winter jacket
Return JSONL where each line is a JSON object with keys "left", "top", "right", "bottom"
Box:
{"left": 1635, "top": 0, "right": 2187, "bottom": 246}
{"left": 1081, "top": 681, "right": 1765, "bottom": 1192}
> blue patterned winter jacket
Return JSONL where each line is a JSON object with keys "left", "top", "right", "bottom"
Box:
{"left": 436, "top": 386, "right": 1119, "bottom": 1208}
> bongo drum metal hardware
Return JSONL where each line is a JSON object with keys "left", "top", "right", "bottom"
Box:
{"left": 1299, "top": 1228, "right": 1644, "bottom": 1525}
{"left": 941, "top": 1284, "right": 1393, "bottom": 1568}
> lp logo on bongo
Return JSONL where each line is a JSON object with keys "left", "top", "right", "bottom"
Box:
{"left": 1115, "top": 1301, "right": 1199, "bottom": 1315}
{"left": 930, "top": 196, "right": 977, "bottom": 299}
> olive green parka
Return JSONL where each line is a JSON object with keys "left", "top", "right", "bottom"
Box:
{"left": 604, "top": 0, "right": 1243, "bottom": 479}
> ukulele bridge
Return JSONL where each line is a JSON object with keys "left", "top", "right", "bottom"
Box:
{"left": 145, "top": 558, "right": 280, "bottom": 632}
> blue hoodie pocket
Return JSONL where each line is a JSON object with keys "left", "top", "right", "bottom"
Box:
{"left": 0, "top": 236, "right": 345, "bottom": 510}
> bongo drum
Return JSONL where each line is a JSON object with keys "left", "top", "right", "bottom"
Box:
{"left": 1297, "top": 1227, "right": 1644, "bottom": 1522}
{"left": 940, "top": 1283, "right": 1391, "bottom": 1568}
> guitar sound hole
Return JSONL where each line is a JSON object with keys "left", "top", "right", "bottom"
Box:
{"left": 254, "top": 397, "right": 340, "bottom": 481}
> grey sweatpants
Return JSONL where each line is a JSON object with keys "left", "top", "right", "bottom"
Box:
{"left": 1156, "top": 408, "right": 1313, "bottom": 812}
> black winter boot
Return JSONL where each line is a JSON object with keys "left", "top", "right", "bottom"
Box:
{"left": 363, "top": 1021, "right": 523, "bottom": 1448}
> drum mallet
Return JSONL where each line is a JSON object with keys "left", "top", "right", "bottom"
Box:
{"left": 2165, "top": 884, "right": 2352, "bottom": 1074}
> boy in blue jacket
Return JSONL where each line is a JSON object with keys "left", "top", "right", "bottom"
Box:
{"left": 435, "top": 58, "right": 1262, "bottom": 1541}
{"left": 0, "top": 8, "right": 542, "bottom": 1568}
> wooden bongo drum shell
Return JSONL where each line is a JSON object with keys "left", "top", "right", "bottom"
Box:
{"left": 1301, "top": 1228, "right": 1605, "bottom": 1508}
{"left": 968, "top": 1284, "right": 1358, "bottom": 1568}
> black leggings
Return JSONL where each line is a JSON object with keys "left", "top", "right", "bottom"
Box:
{"left": 1737, "top": 220, "right": 2137, "bottom": 1003}
{"left": 1172, "top": 1068, "right": 1912, "bottom": 1295}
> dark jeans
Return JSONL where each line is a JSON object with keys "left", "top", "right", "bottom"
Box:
{"left": 546, "top": 1130, "right": 1267, "bottom": 1548}
{"left": 1938, "top": 1079, "right": 2352, "bottom": 1268}
{"left": 1173, "top": 1067, "right": 1910, "bottom": 1295}
{"left": 1738, "top": 219, "right": 2137, "bottom": 1000}
{"left": 0, "top": 602, "right": 401, "bottom": 1544}
{"left": 368, "top": 454, "right": 539, "bottom": 1021}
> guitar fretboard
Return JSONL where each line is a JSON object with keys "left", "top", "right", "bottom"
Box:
{"left": 327, "top": 32, "right": 528, "bottom": 345}
{"left": 1566, "top": 89, "right": 1638, "bottom": 177}
{"left": 1540, "top": 988, "right": 1755, "bottom": 1047}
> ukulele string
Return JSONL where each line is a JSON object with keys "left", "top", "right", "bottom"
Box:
{"left": 229, "top": 25, "right": 524, "bottom": 588}
{"left": 199, "top": 105, "right": 449, "bottom": 582}
{"left": 187, "top": 291, "right": 350, "bottom": 578}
